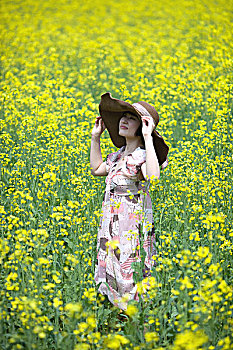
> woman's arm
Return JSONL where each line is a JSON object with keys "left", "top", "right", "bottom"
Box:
{"left": 141, "top": 116, "right": 160, "bottom": 180}
{"left": 90, "top": 117, "right": 108, "bottom": 176}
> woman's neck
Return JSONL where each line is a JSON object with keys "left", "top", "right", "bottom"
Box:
{"left": 124, "top": 137, "right": 144, "bottom": 155}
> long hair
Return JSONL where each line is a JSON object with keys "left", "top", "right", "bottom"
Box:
{"left": 135, "top": 121, "right": 145, "bottom": 147}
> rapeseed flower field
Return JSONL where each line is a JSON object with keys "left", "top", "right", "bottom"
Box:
{"left": 0, "top": 0, "right": 232, "bottom": 348}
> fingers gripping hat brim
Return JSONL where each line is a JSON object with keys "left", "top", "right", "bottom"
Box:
{"left": 99, "top": 92, "right": 169, "bottom": 166}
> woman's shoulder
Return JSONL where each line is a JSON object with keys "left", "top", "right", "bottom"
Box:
{"left": 107, "top": 146, "right": 125, "bottom": 163}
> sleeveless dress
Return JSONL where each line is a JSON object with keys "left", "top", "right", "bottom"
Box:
{"left": 94, "top": 146, "right": 157, "bottom": 310}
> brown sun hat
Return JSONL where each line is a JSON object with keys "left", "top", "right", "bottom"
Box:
{"left": 99, "top": 92, "right": 169, "bottom": 166}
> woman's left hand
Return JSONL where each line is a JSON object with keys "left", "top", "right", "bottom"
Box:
{"left": 141, "top": 115, "right": 155, "bottom": 140}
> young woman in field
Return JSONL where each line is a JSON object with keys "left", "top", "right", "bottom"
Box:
{"left": 90, "top": 92, "right": 169, "bottom": 310}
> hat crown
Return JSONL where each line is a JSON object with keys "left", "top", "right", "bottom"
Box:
{"left": 133, "top": 101, "right": 159, "bottom": 126}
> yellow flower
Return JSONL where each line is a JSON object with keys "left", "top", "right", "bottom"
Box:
{"left": 78, "top": 322, "right": 88, "bottom": 333}
{"left": 87, "top": 315, "right": 96, "bottom": 328}
{"left": 74, "top": 344, "right": 90, "bottom": 350}
{"left": 104, "top": 334, "right": 129, "bottom": 349}
{"left": 126, "top": 304, "right": 138, "bottom": 317}
{"left": 196, "top": 246, "right": 209, "bottom": 258}
{"left": 173, "top": 330, "right": 208, "bottom": 350}
{"left": 65, "top": 302, "right": 82, "bottom": 314}
{"left": 53, "top": 297, "right": 63, "bottom": 308}
{"left": 38, "top": 332, "right": 46, "bottom": 339}
{"left": 179, "top": 276, "right": 194, "bottom": 290}
{"left": 105, "top": 338, "right": 121, "bottom": 349}
{"left": 144, "top": 331, "right": 159, "bottom": 342}
{"left": 106, "top": 240, "right": 119, "bottom": 249}
{"left": 52, "top": 274, "right": 61, "bottom": 284}
{"left": 115, "top": 335, "right": 129, "bottom": 345}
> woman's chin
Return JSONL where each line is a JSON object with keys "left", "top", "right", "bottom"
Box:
{"left": 119, "top": 130, "right": 127, "bottom": 137}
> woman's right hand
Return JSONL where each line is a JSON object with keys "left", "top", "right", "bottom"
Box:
{"left": 92, "top": 116, "right": 106, "bottom": 138}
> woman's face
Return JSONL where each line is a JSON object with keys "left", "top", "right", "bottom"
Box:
{"left": 119, "top": 113, "right": 141, "bottom": 138}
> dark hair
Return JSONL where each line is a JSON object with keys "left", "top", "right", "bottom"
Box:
{"left": 135, "top": 122, "right": 142, "bottom": 137}
{"left": 135, "top": 122, "right": 145, "bottom": 147}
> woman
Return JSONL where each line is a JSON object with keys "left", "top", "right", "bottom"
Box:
{"left": 90, "top": 92, "right": 169, "bottom": 310}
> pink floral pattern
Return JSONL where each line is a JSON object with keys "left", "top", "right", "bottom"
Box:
{"left": 94, "top": 146, "right": 157, "bottom": 310}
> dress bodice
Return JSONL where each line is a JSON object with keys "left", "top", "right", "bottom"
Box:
{"left": 105, "top": 146, "right": 147, "bottom": 193}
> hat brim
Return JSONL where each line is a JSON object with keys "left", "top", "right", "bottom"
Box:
{"left": 99, "top": 92, "right": 169, "bottom": 166}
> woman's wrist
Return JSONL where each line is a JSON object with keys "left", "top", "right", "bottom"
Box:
{"left": 143, "top": 135, "right": 153, "bottom": 145}
{"left": 91, "top": 134, "right": 101, "bottom": 141}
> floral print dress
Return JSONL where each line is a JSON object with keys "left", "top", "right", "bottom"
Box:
{"left": 94, "top": 146, "right": 157, "bottom": 310}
